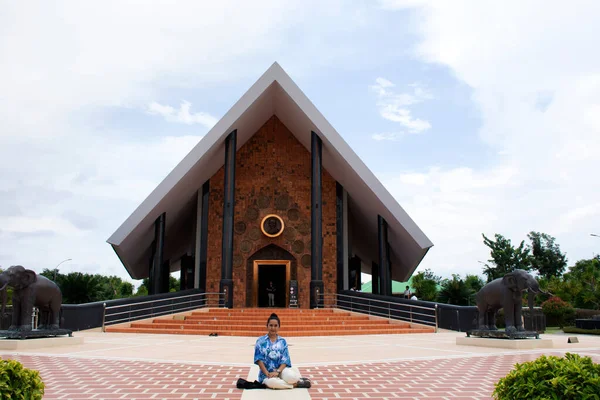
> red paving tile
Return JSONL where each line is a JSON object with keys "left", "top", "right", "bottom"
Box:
{"left": 2, "top": 349, "right": 599, "bottom": 399}
{"left": 1, "top": 354, "right": 245, "bottom": 400}
{"left": 302, "top": 351, "right": 600, "bottom": 400}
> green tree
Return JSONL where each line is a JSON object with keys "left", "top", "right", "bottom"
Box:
{"left": 464, "top": 274, "right": 485, "bottom": 305}
{"left": 119, "top": 281, "right": 134, "bottom": 297}
{"left": 464, "top": 274, "right": 485, "bottom": 293}
{"left": 411, "top": 269, "right": 441, "bottom": 301}
{"left": 438, "top": 274, "right": 471, "bottom": 305}
{"left": 59, "top": 272, "right": 103, "bottom": 304}
{"left": 134, "top": 276, "right": 180, "bottom": 295}
{"left": 39, "top": 268, "right": 63, "bottom": 284}
{"left": 563, "top": 256, "right": 600, "bottom": 309}
{"left": 527, "top": 231, "right": 567, "bottom": 279}
{"left": 481, "top": 233, "right": 531, "bottom": 282}
{"left": 97, "top": 275, "right": 125, "bottom": 300}
{"left": 139, "top": 278, "right": 149, "bottom": 293}
{"left": 134, "top": 285, "right": 148, "bottom": 297}
{"left": 169, "top": 275, "right": 180, "bottom": 292}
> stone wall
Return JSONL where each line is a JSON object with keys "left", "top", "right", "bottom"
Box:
{"left": 206, "top": 115, "right": 337, "bottom": 308}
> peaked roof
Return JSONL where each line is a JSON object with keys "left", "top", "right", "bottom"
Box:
{"left": 107, "top": 62, "right": 433, "bottom": 280}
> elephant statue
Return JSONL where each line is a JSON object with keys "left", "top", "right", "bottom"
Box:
{"left": 475, "top": 269, "right": 549, "bottom": 334}
{"left": 0, "top": 265, "right": 63, "bottom": 331}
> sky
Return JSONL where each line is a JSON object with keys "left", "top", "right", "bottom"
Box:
{"left": 1, "top": 1, "right": 599, "bottom": 288}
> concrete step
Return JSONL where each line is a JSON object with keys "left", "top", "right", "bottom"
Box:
{"left": 150, "top": 319, "right": 405, "bottom": 327}
{"left": 105, "top": 326, "right": 435, "bottom": 336}
{"left": 130, "top": 322, "right": 410, "bottom": 330}
{"left": 105, "top": 307, "right": 434, "bottom": 337}
{"left": 184, "top": 315, "right": 372, "bottom": 322}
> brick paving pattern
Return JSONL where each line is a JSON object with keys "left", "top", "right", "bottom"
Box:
{"left": 3, "top": 349, "right": 599, "bottom": 399}
{"left": 2, "top": 354, "right": 246, "bottom": 400}
{"left": 303, "top": 350, "right": 600, "bottom": 400}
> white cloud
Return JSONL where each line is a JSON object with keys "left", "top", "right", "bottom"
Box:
{"left": 147, "top": 101, "right": 218, "bottom": 127}
{"left": 370, "top": 78, "right": 433, "bottom": 134}
{"left": 371, "top": 132, "right": 405, "bottom": 141}
{"left": 377, "top": 0, "right": 600, "bottom": 277}
{"left": 0, "top": 1, "right": 383, "bottom": 283}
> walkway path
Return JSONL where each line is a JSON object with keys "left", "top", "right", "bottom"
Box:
{"left": 2, "top": 331, "right": 599, "bottom": 399}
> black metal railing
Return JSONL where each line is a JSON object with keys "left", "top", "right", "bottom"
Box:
{"left": 101, "top": 291, "right": 224, "bottom": 331}
{"left": 319, "top": 292, "right": 438, "bottom": 330}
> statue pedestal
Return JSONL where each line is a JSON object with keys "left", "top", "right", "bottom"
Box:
{"left": 0, "top": 336, "right": 83, "bottom": 350}
{"left": 0, "top": 329, "right": 82, "bottom": 350}
{"left": 0, "top": 328, "right": 73, "bottom": 339}
{"left": 457, "top": 330, "right": 553, "bottom": 349}
{"left": 466, "top": 329, "right": 540, "bottom": 339}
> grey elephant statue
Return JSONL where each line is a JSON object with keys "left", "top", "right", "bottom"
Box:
{"left": 475, "top": 269, "right": 549, "bottom": 334}
{"left": 0, "top": 265, "right": 63, "bottom": 331}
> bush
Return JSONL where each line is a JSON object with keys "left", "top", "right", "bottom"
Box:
{"left": 563, "top": 326, "right": 600, "bottom": 335}
{"left": 0, "top": 357, "right": 45, "bottom": 399}
{"left": 493, "top": 353, "right": 600, "bottom": 400}
{"left": 542, "top": 297, "right": 575, "bottom": 328}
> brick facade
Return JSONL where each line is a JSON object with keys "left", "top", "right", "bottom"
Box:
{"left": 206, "top": 116, "right": 337, "bottom": 309}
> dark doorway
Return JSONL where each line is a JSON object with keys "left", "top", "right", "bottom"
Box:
{"left": 179, "top": 255, "right": 195, "bottom": 290}
{"left": 258, "top": 264, "right": 286, "bottom": 308}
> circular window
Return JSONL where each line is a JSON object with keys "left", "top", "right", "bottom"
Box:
{"left": 260, "top": 214, "right": 285, "bottom": 238}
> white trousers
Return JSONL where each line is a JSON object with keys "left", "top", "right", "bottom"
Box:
{"left": 268, "top": 293, "right": 275, "bottom": 306}
{"left": 263, "top": 367, "right": 301, "bottom": 389}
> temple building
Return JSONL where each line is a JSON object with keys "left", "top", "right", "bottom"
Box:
{"left": 107, "top": 63, "right": 433, "bottom": 309}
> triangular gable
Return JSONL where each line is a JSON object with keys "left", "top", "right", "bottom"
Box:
{"left": 107, "top": 62, "right": 433, "bottom": 280}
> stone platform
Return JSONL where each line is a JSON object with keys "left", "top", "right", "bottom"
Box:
{"left": 457, "top": 329, "right": 552, "bottom": 349}
{"left": 0, "top": 336, "right": 83, "bottom": 350}
{"left": 457, "top": 336, "right": 553, "bottom": 349}
{"left": 0, "top": 328, "right": 81, "bottom": 350}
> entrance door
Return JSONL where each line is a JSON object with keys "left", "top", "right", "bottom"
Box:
{"left": 258, "top": 265, "right": 286, "bottom": 307}
{"left": 253, "top": 260, "right": 291, "bottom": 308}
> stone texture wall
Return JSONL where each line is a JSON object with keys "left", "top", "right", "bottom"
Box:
{"left": 206, "top": 115, "right": 337, "bottom": 309}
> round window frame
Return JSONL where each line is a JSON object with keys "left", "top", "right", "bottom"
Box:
{"left": 260, "top": 214, "right": 285, "bottom": 238}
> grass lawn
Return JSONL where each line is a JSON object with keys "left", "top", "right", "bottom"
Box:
{"left": 544, "top": 326, "right": 563, "bottom": 334}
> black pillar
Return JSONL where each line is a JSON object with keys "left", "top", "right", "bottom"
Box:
{"left": 372, "top": 261, "right": 379, "bottom": 295}
{"left": 151, "top": 212, "right": 166, "bottom": 295}
{"left": 220, "top": 130, "right": 236, "bottom": 308}
{"left": 378, "top": 215, "right": 391, "bottom": 296}
{"left": 198, "top": 180, "right": 210, "bottom": 292}
{"left": 148, "top": 241, "right": 156, "bottom": 295}
{"left": 310, "top": 131, "right": 324, "bottom": 308}
{"left": 336, "top": 182, "right": 344, "bottom": 293}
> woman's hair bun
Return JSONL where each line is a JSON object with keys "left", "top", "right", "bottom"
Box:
{"left": 266, "top": 313, "right": 281, "bottom": 327}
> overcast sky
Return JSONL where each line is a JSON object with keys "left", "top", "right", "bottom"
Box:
{"left": 1, "top": 1, "right": 599, "bottom": 286}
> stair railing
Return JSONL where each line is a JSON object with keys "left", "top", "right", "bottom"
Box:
{"left": 319, "top": 292, "right": 438, "bottom": 332}
{"left": 102, "top": 291, "right": 225, "bottom": 332}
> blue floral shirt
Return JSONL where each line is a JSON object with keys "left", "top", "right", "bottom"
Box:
{"left": 253, "top": 334, "right": 292, "bottom": 383}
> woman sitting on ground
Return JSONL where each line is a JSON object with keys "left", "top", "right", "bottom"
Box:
{"left": 253, "top": 313, "right": 311, "bottom": 389}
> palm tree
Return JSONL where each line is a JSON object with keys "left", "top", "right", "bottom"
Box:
{"left": 58, "top": 272, "right": 103, "bottom": 304}
{"left": 438, "top": 275, "right": 471, "bottom": 305}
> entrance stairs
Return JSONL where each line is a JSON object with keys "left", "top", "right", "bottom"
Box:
{"left": 105, "top": 308, "right": 436, "bottom": 337}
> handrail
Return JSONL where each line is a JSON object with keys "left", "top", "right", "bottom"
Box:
{"left": 332, "top": 292, "right": 435, "bottom": 311}
{"left": 101, "top": 291, "right": 224, "bottom": 332}
{"left": 319, "top": 293, "right": 438, "bottom": 331}
{"left": 105, "top": 292, "right": 216, "bottom": 310}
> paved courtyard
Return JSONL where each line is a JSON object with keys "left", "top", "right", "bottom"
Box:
{"left": 2, "top": 330, "right": 599, "bottom": 399}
